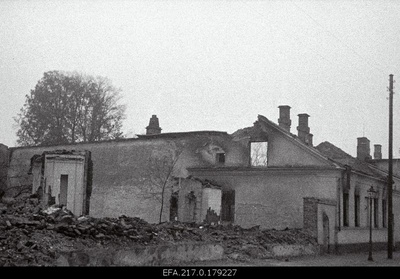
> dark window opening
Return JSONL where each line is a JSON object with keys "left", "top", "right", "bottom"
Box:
{"left": 343, "top": 192, "right": 349, "bottom": 227}
{"left": 354, "top": 194, "right": 360, "bottom": 227}
{"left": 365, "top": 197, "right": 369, "bottom": 228}
{"left": 373, "top": 198, "right": 379, "bottom": 228}
{"left": 382, "top": 199, "right": 387, "bottom": 228}
{"left": 221, "top": 190, "right": 235, "bottom": 222}
{"left": 216, "top": 153, "right": 226, "bottom": 164}
{"left": 169, "top": 192, "right": 178, "bottom": 221}
{"left": 60, "top": 175, "right": 68, "bottom": 206}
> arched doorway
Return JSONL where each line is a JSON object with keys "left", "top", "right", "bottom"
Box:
{"left": 322, "top": 212, "right": 330, "bottom": 254}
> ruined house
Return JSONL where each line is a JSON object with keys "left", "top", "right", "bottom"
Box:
{"left": 1, "top": 108, "right": 400, "bottom": 252}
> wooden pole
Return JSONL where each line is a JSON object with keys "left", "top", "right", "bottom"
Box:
{"left": 388, "top": 74, "right": 394, "bottom": 259}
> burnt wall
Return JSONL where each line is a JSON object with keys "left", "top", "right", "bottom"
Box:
{"left": 0, "top": 144, "right": 9, "bottom": 193}
{"left": 6, "top": 133, "right": 248, "bottom": 223}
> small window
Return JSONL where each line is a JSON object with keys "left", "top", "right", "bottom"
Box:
{"left": 216, "top": 152, "right": 225, "bottom": 164}
{"left": 250, "top": 142, "right": 268, "bottom": 166}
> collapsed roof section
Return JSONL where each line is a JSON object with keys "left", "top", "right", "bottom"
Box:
{"left": 316, "top": 141, "right": 392, "bottom": 182}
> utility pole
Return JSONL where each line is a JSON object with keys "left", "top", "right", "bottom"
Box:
{"left": 388, "top": 74, "right": 394, "bottom": 259}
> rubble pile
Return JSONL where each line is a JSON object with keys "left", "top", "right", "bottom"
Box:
{"left": 0, "top": 195, "right": 317, "bottom": 266}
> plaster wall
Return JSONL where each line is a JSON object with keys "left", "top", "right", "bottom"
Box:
{"left": 193, "top": 170, "right": 340, "bottom": 230}
{"left": 44, "top": 155, "right": 85, "bottom": 216}
{"left": 266, "top": 132, "right": 330, "bottom": 167}
{"left": 6, "top": 133, "right": 247, "bottom": 223}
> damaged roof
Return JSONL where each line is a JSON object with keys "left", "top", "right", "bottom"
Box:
{"left": 315, "top": 141, "right": 389, "bottom": 181}
{"left": 255, "top": 114, "right": 341, "bottom": 168}
{"left": 253, "top": 114, "right": 390, "bottom": 181}
{"left": 137, "top": 131, "right": 229, "bottom": 139}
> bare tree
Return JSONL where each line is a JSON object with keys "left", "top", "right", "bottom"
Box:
{"left": 138, "top": 142, "right": 185, "bottom": 223}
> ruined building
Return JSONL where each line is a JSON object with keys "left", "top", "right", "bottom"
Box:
{"left": 1, "top": 107, "right": 400, "bottom": 253}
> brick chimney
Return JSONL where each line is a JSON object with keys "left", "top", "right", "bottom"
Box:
{"left": 146, "top": 115, "right": 162, "bottom": 135}
{"left": 373, "top": 144, "right": 382, "bottom": 159}
{"left": 278, "top": 105, "right": 291, "bottom": 132}
{"left": 357, "top": 137, "right": 372, "bottom": 161}
{"left": 297, "top": 114, "right": 313, "bottom": 146}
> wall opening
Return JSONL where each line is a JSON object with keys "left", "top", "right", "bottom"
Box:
{"left": 169, "top": 191, "right": 178, "bottom": 221}
{"left": 187, "top": 191, "right": 196, "bottom": 222}
{"left": 322, "top": 212, "right": 330, "bottom": 254}
{"left": 221, "top": 190, "right": 235, "bottom": 222}
{"left": 216, "top": 152, "right": 225, "bottom": 164}
{"left": 373, "top": 197, "right": 379, "bottom": 228}
{"left": 85, "top": 153, "right": 93, "bottom": 215}
{"left": 343, "top": 192, "right": 349, "bottom": 227}
{"left": 365, "top": 197, "right": 369, "bottom": 228}
{"left": 382, "top": 198, "right": 387, "bottom": 228}
{"left": 250, "top": 142, "right": 268, "bottom": 166}
{"left": 48, "top": 185, "right": 56, "bottom": 206}
{"left": 354, "top": 193, "right": 360, "bottom": 227}
{"left": 59, "top": 174, "right": 68, "bottom": 206}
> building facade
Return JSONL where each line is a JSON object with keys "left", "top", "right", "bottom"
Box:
{"left": 1, "top": 109, "right": 400, "bottom": 252}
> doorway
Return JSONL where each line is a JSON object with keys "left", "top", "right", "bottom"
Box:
{"left": 221, "top": 190, "right": 235, "bottom": 222}
{"left": 60, "top": 174, "right": 68, "bottom": 206}
{"left": 322, "top": 212, "right": 330, "bottom": 254}
{"left": 169, "top": 192, "right": 178, "bottom": 221}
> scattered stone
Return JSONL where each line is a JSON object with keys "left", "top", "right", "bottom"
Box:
{"left": 16, "top": 242, "right": 25, "bottom": 251}
{"left": 59, "top": 215, "right": 74, "bottom": 225}
{"left": 1, "top": 197, "right": 15, "bottom": 205}
{"left": 77, "top": 216, "right": 89, "bottom": 222}
{"left": 42, "top": 205, "right": 61, "bottom": 215}
{"left": 0, "top": 194, "right": 317, "bottom": 266}
{"left": 95, "top": 233, "right": 105, "bottom": 239}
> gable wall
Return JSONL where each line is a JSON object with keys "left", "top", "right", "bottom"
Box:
{"left": 267, "top": 131, "right": 330, "bottom": 167}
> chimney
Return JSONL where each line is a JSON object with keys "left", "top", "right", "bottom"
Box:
{"left": 357, "top": 137, "right": 372, "bottom": 161}
{"left": 278, "top": 105, "right": 291, "bottom": 132}
{"left": 373, "top": 144, "right": 382, "bottom": 159}
{"left": 297, "top": 114, "right": 313, "bottom": 146}
{"left": 306, "top": 133, "right": 313, "bottom": 146}
{"left": 146, "top": 115, "right": 162, "bottom": 135}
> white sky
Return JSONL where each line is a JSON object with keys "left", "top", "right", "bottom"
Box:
{"left": 1, "top": 0, "right": 400, "bottom": 158}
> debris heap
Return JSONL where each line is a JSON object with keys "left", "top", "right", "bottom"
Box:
{"left": 0, "top": 195, "right": 317, "bottom": 266}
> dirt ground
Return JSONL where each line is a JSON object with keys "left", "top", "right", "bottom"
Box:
{"left": 0, "top": 194, "right": 317, "bottom": 266}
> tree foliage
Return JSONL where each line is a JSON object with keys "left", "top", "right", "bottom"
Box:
{"left": 15, "top": 71, "right": 126, "bottom": 146}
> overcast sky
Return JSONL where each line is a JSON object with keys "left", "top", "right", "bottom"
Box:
{"left": 1, "top": 0, "right": 400, "bottom": 158}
